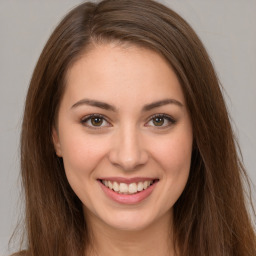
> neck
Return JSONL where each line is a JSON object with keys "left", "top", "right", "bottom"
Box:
{"left": 85, "top": 211, "right": 175, "bottom": 256}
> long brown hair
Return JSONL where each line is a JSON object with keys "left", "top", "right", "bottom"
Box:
{"left": 12, "top": 0, "right": 255, "bottom": 255}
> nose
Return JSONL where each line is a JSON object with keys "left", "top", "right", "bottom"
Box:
{"left": 108, "top": 125, "right": 149, "bottom": 171}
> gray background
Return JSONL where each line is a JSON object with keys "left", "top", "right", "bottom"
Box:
{"left": 0, "top": 0, "right": 255, "bottom": 254}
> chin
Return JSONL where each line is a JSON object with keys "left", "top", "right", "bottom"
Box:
{"left": 98, "top": 207, "right": 169, "bottom": 232}
{"left": 108, "top": 217, "right": 151, "bottom": 231}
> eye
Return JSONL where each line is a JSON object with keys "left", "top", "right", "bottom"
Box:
{"left": 81, "top": 114, "right": 111, "bottom": 128}
{"left": 146, "top": 114, "right": 176, "bottom": 128}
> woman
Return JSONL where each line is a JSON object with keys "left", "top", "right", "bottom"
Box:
{"left": 11, "top": 0, "right": 256, "bottom": 255}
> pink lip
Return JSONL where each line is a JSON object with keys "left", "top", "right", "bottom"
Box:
{"left": 98, "top": 179, "right": 159, "bottom": 205}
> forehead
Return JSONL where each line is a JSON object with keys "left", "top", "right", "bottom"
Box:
{"left": 63, "top": 43, "right": 185, "bottom": 108}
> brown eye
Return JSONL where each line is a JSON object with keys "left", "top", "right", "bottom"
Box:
{"left": 81, "top": 114, "right": 110, "bottom": 128}
{"left": 146, "top": 114, "right": 176, "bottom": 128}
{"left": 152, "top": 117, "right": 165, "bottom": 126}
{"left": 91, "top": 117, "right": 103, "bottom": 126}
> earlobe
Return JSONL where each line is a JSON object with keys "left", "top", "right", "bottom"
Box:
{"left": 52, "top": 127, "right": 62, "bottom": 157}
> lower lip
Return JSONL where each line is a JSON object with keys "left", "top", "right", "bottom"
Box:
{"left": 98, "top": 180, "right": 158, "bottom": 205}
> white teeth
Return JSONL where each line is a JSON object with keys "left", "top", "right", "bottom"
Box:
{"left": 143, "top": 181, "right": 149, "bottom": 189}
{"left": 128, "top": 183, "right": 137, "bottom": 194}
{"left": 102, "top": 179, "right": 155, "bottom": 194}
{"left": 119, "top": 183, "right": 128, "bottom": 193}
{"left": 137, "top": 182, "right": 144, "bottom": 191}
{"left": 113, "top": 182, "right": 119, "bottom": 192}
{"left": 108, "top": 181, "right": 113, "bottom": 189}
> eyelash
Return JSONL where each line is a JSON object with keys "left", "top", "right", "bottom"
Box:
{"left": 145, "top": 114, "right": 176, "bottom": 128}
{"left": 81, "top": 114, "right": 110, "bottom": 129}
{"left": 80, "top": 113, "right": 176, "bottom": 129}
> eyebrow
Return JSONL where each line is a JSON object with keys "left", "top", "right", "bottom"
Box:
{"left": 71, "top": 98, "right": 183, "bottom": 112}
{"left": 142, "top": 99, "right": 183, "bottom": 111}
{"left": 71, "top": 99, "right": 117, "bottom": 112}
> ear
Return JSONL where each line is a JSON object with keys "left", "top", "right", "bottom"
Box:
{"left": 52, "top": 127, "right": 62, "bottom": 157}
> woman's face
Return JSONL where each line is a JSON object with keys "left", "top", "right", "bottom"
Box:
{"left": 53, "top": 43, "right": 193, "bottom": 231}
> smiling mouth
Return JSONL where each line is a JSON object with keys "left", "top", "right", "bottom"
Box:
{"left": 99, "top": 179, "right": 159, "bottom": 195}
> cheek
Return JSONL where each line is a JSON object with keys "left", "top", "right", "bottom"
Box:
{"left": 60, "top": 133, "right": 109, "bottom": 178}
{"left": 151, "top": 125, "right": 192, "bottom": 195}
{"left": 153, "top": 131, "right": 193, "bottom": 173}
{"left": 60, "top": 133, "right": 110, "bottom": 206}
{"left": 153, "top": 133, "right": 192, "bottom": 207}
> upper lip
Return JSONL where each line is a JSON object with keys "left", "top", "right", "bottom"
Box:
{"left": 98, "top": 177, "right": 159, "bottom": 184}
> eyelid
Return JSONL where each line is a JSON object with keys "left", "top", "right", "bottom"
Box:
{"left": 145, "top": 113, "right": 176, "bottom": 128}
{"left": 81, "top": 114, "right": 112, "bottom": 128}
